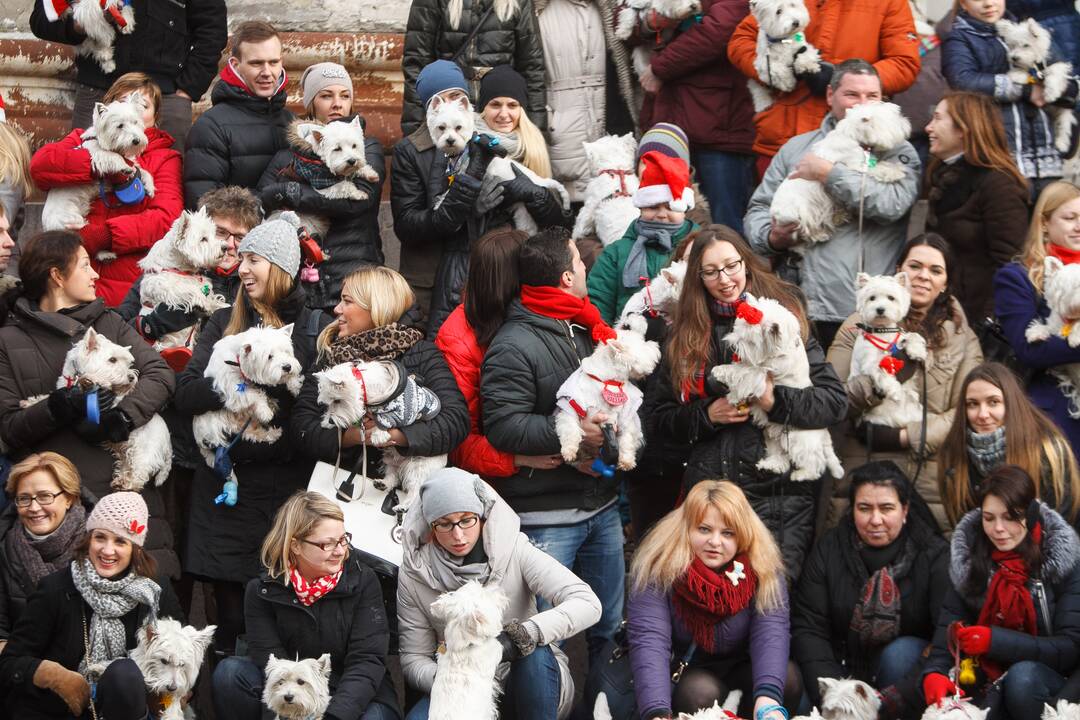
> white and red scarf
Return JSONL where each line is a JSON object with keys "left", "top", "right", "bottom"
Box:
{"left": 289, "top": 566, "right": 342, "bottom": 606}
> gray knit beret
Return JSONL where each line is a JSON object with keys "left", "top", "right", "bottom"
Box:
{"left": 421, "top": 467, "right": 486, "bottom": 526}
{"left": 300, "top": 62, "right": 351, "bottom": 109}
{"left": 238, "top": 211, "right": 302, "bottom": 277}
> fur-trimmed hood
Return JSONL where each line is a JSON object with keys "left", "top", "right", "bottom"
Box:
{"left": 950, "top": 501, "right": 1080, "bottom": 590}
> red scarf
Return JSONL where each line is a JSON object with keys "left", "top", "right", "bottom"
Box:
{"left": 289, "top": 566, "right": 343, "bottom": 606}
{"left": 1047, "top": 244, "right": 1080, "bottom": 266}
{"left": 976, "top": 530, "right": 1040, "bottom": 679}
{"left": 672, "top": 555, "right": 758, "bottom": 653}
{"left": 519, "top": 285, "right": 616, "bottom": 343}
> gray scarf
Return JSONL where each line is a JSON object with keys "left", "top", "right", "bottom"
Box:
{"left": 6, "top": 504, "right": 86, "bottom": 586}
{"left": 70, "top": 557, "right": 161, "bottom": 677}
{"left": 623, "top": 219, "right": 679, "bottom": 289}
{"left": 967, "top": 426, "right": 1007, "bottom": 477}
{"left": 420, "top": 540, "right": 491, "bottom": 591}
{"left": 474, "top": 115, "right": 523, "bottom": 161}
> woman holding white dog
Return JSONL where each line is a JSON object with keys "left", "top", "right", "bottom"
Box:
{"left": 827, "top": 233, "right": 983, "bottom": 530}
{"left": 175, "top": 213, "right": 331, "bottom": 656}
{"left": 0, "top": 491, "right": 184, "bottom": 720}
{"left": 258, "top": 62, "right": 387, "bottom": 313}
{"left": 212, "top": 491, "right": 400, "bottom": 720}
{"left": 651, "top": 225, "right": 848, "bottom": 572}
{"left": 397, "top": 467, "right": 601, "bottom": 720}
{"left": 627, "top": 479, "right": 798, "bottom": 720}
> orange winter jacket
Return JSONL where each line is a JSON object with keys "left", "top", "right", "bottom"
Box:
{"left": 727, "top": 0, "right": 921, "bottom": 157}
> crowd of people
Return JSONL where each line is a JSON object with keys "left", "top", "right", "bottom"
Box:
{"left": 0, "top": 0, "right": 1079, "bottom": 718}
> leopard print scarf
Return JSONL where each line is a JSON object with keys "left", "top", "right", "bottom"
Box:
{"left": 324, "top": 323, "right": 423, "bottom": 366}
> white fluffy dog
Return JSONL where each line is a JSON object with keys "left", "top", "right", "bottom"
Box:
{"left": 615, "top": 0, "right": 704, "bottom": 77}
{"left": 429, "top": 581, "right": 510, "bottom": 720}
{"left": 791, "top": 678, "right": 880, "bottom": 720}
{"left": 572, "top": 133, "right": 641, "bottom": 247}
{"left": 555, "top": 315, "right": 661, "bottom": 470}
{"left": 138, "top": 207, "right": 230, "bottom": 351}
{"left": 130, "top": 619, "right": 216, "bottom": 720}
{"left": 26, "top": 328, "right": 172, "bottom": 490}
{"left": 263, "top": 653, "right": 332, "bottom": 720}
{"left": 192, "top": 325, "right": 303, "bottom": 476}
{"left": 920, "top": 699, "right": 989, "bottom": 720}
{"left": 41, "top": 94, "right": 156, "bottom": 245}
{"left": 314, "top": 360, "right": 446, "bottom": 511}
{"left": 746, "top": 0, "right": 822, "bottom": 112}
{"left": 849, "top": 272, "right": 927, "bottom": 428}
{"left": 1045, "top": 699, "right": 1080, "bottom": 719}
{"left": 996, "top": 18, "right": 1077, "bottom": 155}
{"left": 771, "top": 102, "right": 911, "bottom": 247}
{"left": 617, "top": 260, "right": 688, "bottom": 328}
{"left": 710, "top": 295, "right": 843, "bottom": 481}
{"left": 68, "top": 0, "right": 135, "bottom": 73}
{"left": 1025, "top": 256, "right": 1080, "bottom": 417}
{"left": 427, "top": 95, "right": 570, "bottom": 234}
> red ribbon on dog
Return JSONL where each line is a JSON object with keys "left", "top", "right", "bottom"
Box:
{"left": 736, "top": 302, "right": 763, "bottom": 325}
{"left": 879, "top": 355, "right": 905, "bottom": 375}
{"left": 592, "top": 323, "right": 618, "bottom": 344}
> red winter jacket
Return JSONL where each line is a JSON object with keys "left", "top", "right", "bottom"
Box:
{"left": 434, "top": 304, "right": 516, "bottom": 477}
{"left": 31, "top": 127, "right": 183, "bottom": 306}
{"left": 642, "top": 0, "right": 755, "bottom": 154}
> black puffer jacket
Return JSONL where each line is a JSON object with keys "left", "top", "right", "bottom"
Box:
{"left": 400, "top": 0, "right": 547, "bottom": 136}
{"left": 793, "top": 512, "right": 949, "bottom": 705}
{"left": 924, "top": 502, "right": 1080, "bottom": 679}
{"left": 29, "top": 0, "right": 227, "bottom": 99}
{"left": 245, "top": 556, "right": 399, "bottom": 720}
{"left": 650, "top": 309, "right": 847, "bottom": 571}
{"left": 258, "top": 117, "right": 387, "bottom": 312}
{"left": 183, "top": 64, "right": 293, "bottom": 210}
{"left": 173, "top": 286, "right": 331, "bottom": 581}
{"left": 480, "top": 299, "right": 620, "bottom": 513}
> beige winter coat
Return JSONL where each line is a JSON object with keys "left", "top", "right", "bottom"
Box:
{"left": 396, "top": 478, "right": 601, "bottom": 718}
{"left": 826, "top": 297, "right": 983, "bottom": 531}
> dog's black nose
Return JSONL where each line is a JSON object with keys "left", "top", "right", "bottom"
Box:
{"left": 282, "top": 363, "right": 293, "bottom": 373}
{"left": 346, "top": 158, "right": 357, "bottom": 165}
{"left": 446, "top": 138, "right": 456, "bottom": 145}
{"left": 167, "top": 684, "right": 178, "bottom": 692}
{"left": 875, "top": 308, "right": 885, "bottom": 315}
{"left": 284, "top": 694, "right": 295, "bottom": 703}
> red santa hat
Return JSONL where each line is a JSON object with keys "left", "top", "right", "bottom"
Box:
{"left": 41, "top": 0, "right": 72, "bottom": 23}
{"left": 0, "top": 93, "right": 6, "bottom": 124}
{"left": 633, "top": 150, "right": 695, "bottom": 213}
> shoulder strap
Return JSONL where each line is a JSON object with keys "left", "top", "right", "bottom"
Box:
{"left": 452, "top": 1, "right": 497, "bottom": 62}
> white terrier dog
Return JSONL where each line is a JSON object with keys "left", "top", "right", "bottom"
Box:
{"left": 314, "top": 360, "right": 446, "bottom": 511}
{"left": 68, "top": 0, "right": 135, "bottom": 73}
{"left": 710, "top": 295, "right": 843, "bottom": 481}
{"left": 617, "top": 260, "right": 688, "bottom": 328}
{"left": 920, "top": 698, "right": 989, "bottom": 720}
{"left": 790, "top": 678, "right": 880, "bottom": 720}
{"left": 593, "top": 689, "right": 743, "bottom": 719}
{"left": 746, "top": 0, "right": 822, "bottom": 112}
{"left": 849, "top": 272, "right": 927, "bottom": 428}
{"left": 1044, "top": 699, "right": 1080, "bottom": 719}
{"left": 24, "top": 328, "right": 172, "bottom": 491}
{"left": 771, "top": 102, "right": 911, "bottom": 247}
{"left": 555, "top": 315, "right": 661, "bottom": 471}
{"left": 1025, "top": 256, "right": 1080, "bottom": 417}
{"left": 572, "top": 133, "right": 641, "bottom": 247}
{"left": 996, "top": 18, "right": 1077, "bottom": 155}
{"left": 138, "top": 208, "right": 230, "bottom": 352}
{"left": 615, "top": 0, "right": 704, "bottom": 77}
{"left": 429, "top": 581, "right": 510, "bottom": 720}
{"left": 41, "top": 94, "right": 156, "bottom": 247}
{"left": 130, "top": 619, "right": 217, "bottom": 720}
{"left": 263, "top": 653, "right": 332, "bottom": 720}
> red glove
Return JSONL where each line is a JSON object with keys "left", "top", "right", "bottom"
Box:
{"left": 923, "top": 673, "right": 960, "bottom": 707}
{"left": 956, "top": 625, "right": 992, "bottom": 655}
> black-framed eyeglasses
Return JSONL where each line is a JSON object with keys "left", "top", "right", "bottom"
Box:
{"left": 300, "top": 532, "right": 352, "bottom": 552}
{"left": 431, "top": 515, "right": 480, "bottom": 534}
{"left": 14, "top": 491, "right": 65, "bottom": 508}
{"left": 215, "top": 225, "right": 244, "bottom": 244}
{"left": 699, "top": 259, "right": 744, "bottom": 281}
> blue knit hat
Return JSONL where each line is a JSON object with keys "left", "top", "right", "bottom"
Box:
{"left": 417, "top": 60, "right": 469, "bottom": 109}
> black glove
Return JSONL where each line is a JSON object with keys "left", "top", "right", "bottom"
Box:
{"left": 434, "top": 172, "right": 482, "bottom": 229}
{"left": 497, "top": 631, "right": 519, "bottom": 663}
{"left": 854, "top": 422, "right": 905, "bottom": 452}
{"left": 75, "top": 407, "right": 132, "bottom": 443}
{"left": 797, "top": 60, "right": 834, "bottom": 96}
{"left": 260, "top": 181, "right": 303, "bottom": 212}
{"left": 891, "top": 347, "right": 919, "bottom": 385}
{"left": 501, "top": 165, "right": 549, "bottom": 207}
{"left": 464, "top": 133, "right": 508, "bottom": 181}
{"left": 474, "top": 173, "right": 507, "bottom": 216}
{"left": 497, "top": 621, "right": 538, "bottom": 662}
{"left": 47, "top": 386, "right": 116, "bottom": 426}
{"left": 138, "top": 304, "right": 200, "bottom": 341}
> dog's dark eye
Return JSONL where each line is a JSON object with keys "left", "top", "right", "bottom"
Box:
{"left": 455, "top": 125, "right": 462, "bottom": 131}
{"left": 298, "top": 679, "right": 306, "bottom": 686}
{"left": 887, "top": 295, "right": 895, "bottom": 301}
{"left": 438, "top": 124, "right": 446, "bottom": 131}
{"left": 869, "top": 295, "right": 876, "bottom": 301}
{"left": 775, "top": 7, "right": 781, "bottom": 13}
{"left": 109, "top": 357, "right": 118, "bottom": 363}
{"left": 334, "top": 146, "right": 341, "bottom": 152}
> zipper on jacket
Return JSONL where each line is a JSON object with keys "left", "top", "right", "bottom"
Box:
{"left": 1035, "top": 580, "right": 1052, "bottom": 634}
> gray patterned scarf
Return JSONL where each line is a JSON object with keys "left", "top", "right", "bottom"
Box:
{"left": 6, "top": 504, "right": 86, "bottom": 586}
{"left": 967, "top": 426, "right": 1007, "bottom": 477}
{"left": 623, "top": 219, "right": 679, "bottom": 289}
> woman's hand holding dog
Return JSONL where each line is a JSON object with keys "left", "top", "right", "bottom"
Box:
{"left": 515, "top": 454, "right": 564, "bottom": 470}
{"left": 707, "top": 375, "right": 774, "bottom": 423}
{"left": 359, "top": 415, "right": 409, "bottom": 448}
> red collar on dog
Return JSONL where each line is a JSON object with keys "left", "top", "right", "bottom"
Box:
{"left": 638, "top": 275, "right": 659, "bottom": 317}
{"left": 586, "top": 373, "right": 628, "bottom": 406}
{"left": 161, "top": 268, "right": 212, "bottom": 296}
{"left": 351, "top": 365, "right": 369, "bottom": 407}
{"left": 600, "top": 168, "right": 633, "bottom": 198}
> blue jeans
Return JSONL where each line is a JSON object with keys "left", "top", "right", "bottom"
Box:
{"left": 691, "top": 149, "right": 755, "bottom": 235}
{"left": 406, "top": 645, "right": 562, "bottom": 720}
{"left": 1001, "top": 660, "right": 1065, "bottom": 720}
{"left": 213, "top": 655, "right": 399, "bottom": 720}
{"left": 523, "top": 505, "right": 624, "bottom": 664}
{"left": 875, "top": 636, "right": 927, "bottom": 687}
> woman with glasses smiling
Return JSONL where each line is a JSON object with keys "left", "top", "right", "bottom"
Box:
{"left": 212, "top": 491, "right": 400, "bottom": 720}
{"left": 652, "top": 225, "right": 847, "bottom": 574}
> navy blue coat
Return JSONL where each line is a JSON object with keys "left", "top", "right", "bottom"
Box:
{"left": 1008, "top": 0, "right": 1080, "bottom": 69}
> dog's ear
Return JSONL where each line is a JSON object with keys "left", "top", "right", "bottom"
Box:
{"left": 1045, "top": 255, "right": 1065, "bottom": 279}
{"left": 1025, "top": 17, "right": 1040, "bottom": 35}
{"left": 267, "top": 653, "right": 278, "bottom": 665}
{"left": 350, "top": 116, "right": 363, "bottom": 130}
{"left": 429, "top": 94, "right": 444, "bottom": 111}
{"left": 455, "top": 95, "right": 471, "bottom": 111}
{"left": 93, "top": 102, "right": 108, "bottom": 124}
{"left": 856, "top": 272, "right": 872, "bottom": 289}
{"left": 768, "top": 321, "right": 782, "bottom": 341}
{"left": 175, "top": 211, "right": 190, "bottom": 241}
{"left": 243, "top": 343, "right": 253, "bottom": 355}
{"left": 297, "top": 123, "right": 324, "bottom": 150}
{"left": 190, "top": 624, "right": 217, "bottom": 657}
{"left": 894, "top": 270, "right": 911, "bottom": 290}
{"left": 316, "top": 652, "right": 332, "bottom": 678}
{"left": 818, "top": 677, "right": 838, "bottom": 694}
{"left": 84, "top": 327, "right": 100, "bottom": 352}
{"left": 279, "top": 323, "right": 295, "bottom": 338}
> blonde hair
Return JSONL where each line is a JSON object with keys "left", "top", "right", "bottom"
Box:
{"left": 1021, "top": 181, "right": 1080, "bottom": 293}
{"left": 0, "top": 122, "right": 32, "bottom": 198}
{"left": 316, "top": 265, "right": 415, "bottom": 353}
{"left": 260, "top": 491, "right": 346, "bottom": 581}
{"left": 515, "top": 112, "right": 552, "bottom": 179}
{"left": 5, "top": 452, "right": 81, "bottom": 499}
{"left": 224, "top": 263, "right": 295, "bottom": 337}
{"left": 630, "top": 480, "right": 786, "bottom": 614}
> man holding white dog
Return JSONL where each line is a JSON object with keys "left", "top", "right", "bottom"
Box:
{"left": 743, "top": 60, "right": 920, "bottom": 351}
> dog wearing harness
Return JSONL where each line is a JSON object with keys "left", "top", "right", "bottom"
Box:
{"left": 746, "top": 0, "right": 822, "bottom": 112}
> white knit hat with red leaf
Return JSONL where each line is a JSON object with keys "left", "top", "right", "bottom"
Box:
{"left": 86, "top": 491, "right": 149, "bottom": 547}
{"left": 633, "top": 150, "right": 694, "bottom": 212}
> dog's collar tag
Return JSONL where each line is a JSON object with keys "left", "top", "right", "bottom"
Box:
{"left": 201, "top": 284, "right": 211, "bottom": 296}
{"left": 1063, "top": 322, "right": 1073, "bottom": 338}
{"left": 588, "top": 373, "right": 628, "bottom": 406}
{"left": 862, "top": 149, "right": 878, "bottom": 168}
{"left": 792, "top": 32, "right": 804, "bottom": 42}
{"left": 725, "top": 560, "right": 746, "bottom": 586}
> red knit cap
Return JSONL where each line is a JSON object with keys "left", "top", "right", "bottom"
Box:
{"left": 634, "top": 151, "right": 694, "bottom": 212}
{"left": 86, "top": 491, "right": 149, "bottom": 546}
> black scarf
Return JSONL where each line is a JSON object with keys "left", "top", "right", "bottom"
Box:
{"left": 847, "top": 525, "right": 915, "bottom": 679}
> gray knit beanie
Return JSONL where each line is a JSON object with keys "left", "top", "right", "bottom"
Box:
{"left": 300, "top": 62, "right": 351, "bottom": 109}
{"left": 421, "top": 467, "right": 486, "bottom": 526}
{"left": 238, "top": 211, "right": 302, "bottom": 277}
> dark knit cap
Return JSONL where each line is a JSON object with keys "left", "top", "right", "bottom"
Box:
{"left": 478, "top": 65, "right": 528, "bottom": 110}
{"left": 417, "top": 59, "right": 469, "bottom": 108}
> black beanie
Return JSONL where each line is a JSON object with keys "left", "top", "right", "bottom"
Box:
{"left": 478, "top": 65, "right": 528, "bottom": 111}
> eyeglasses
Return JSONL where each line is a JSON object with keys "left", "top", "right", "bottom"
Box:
{"left": 215, "top": 226, "right": 244, "bottom": 244}
{"left": 699, "top": 260, "right": 744, "bottom": 281}
{"left": 431, "top": 515, "right": 480, "bottom": 534}
{"left": 300, "top": 532, "right": 352, "bottom": 552}
{"left": 14, "top": 491, "right": 65, "bottom": 508}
